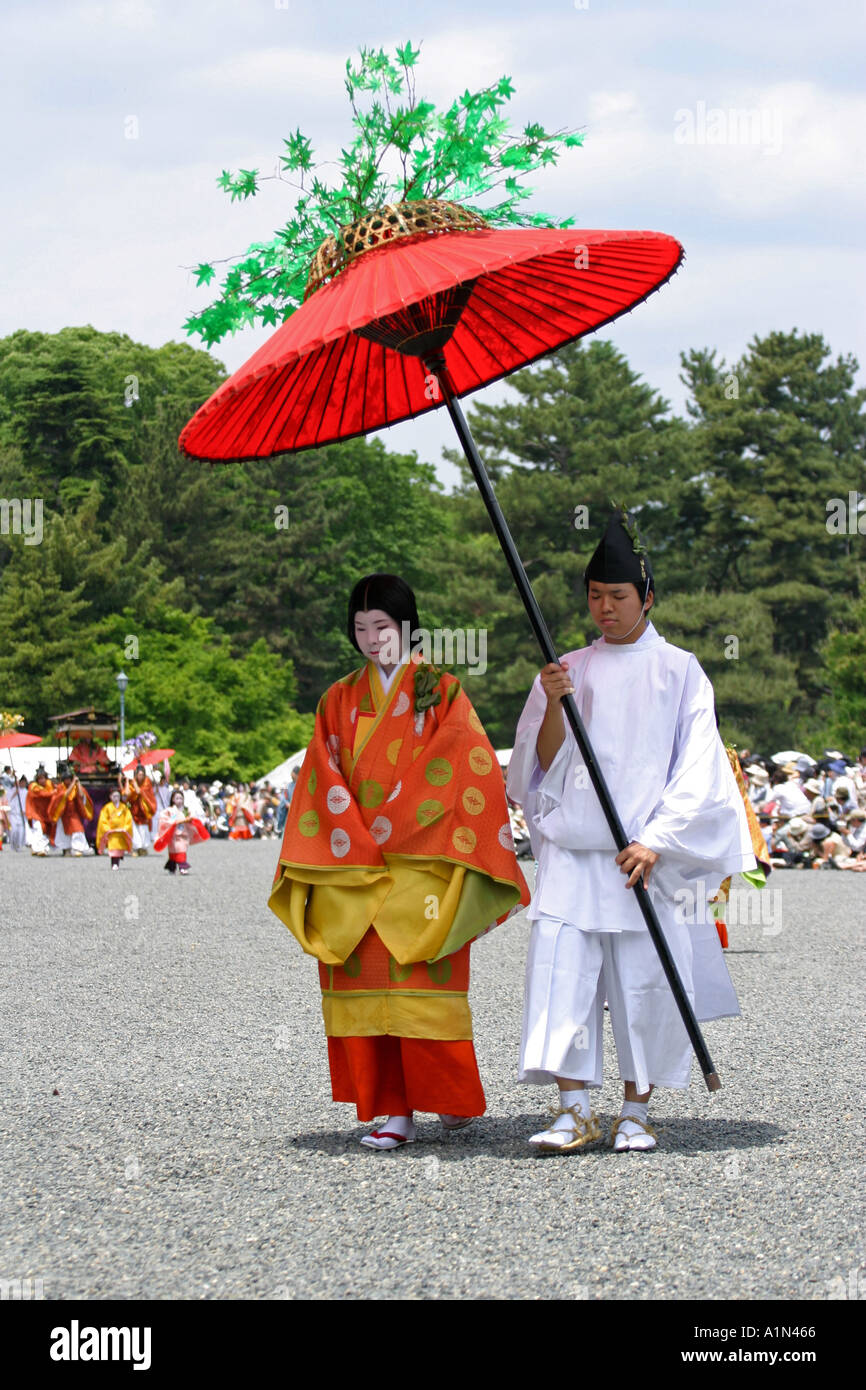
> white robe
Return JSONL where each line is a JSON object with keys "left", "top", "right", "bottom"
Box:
{"left": 6, "top": 790, "right": 30, "bottom": 850}
{"left": 507, "top": 621, "right": 757, "bottom": 1088}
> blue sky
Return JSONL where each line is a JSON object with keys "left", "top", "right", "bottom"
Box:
{"left": 3, "top": 0, "right": 863, "bottom": 488}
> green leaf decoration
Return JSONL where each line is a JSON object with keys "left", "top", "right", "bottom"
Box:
{"left": 609, "top": 498, "right": 649, "bottom": 557}
{"left": 183, "top": 38, "right": 584, "bottom": 344}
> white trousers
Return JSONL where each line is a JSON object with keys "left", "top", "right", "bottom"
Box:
{"left": 519, "top": 914, "right": 696, "bottom": 1094}
{"left": 53, "top": 823, "right": 93, "bottom": 853}
{"left": 29, "top": 819, "right": 53, "bottom": 854}
{"left": 131, "top": 821, "right": 152, "bottom": 851}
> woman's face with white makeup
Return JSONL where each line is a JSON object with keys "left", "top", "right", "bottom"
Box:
{"left": 353, "top": 609, "right": 402, "bottom": 664}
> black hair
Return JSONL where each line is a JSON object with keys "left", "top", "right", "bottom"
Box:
{"left": 347, "top": 573, "right": 420, "bottom": 654}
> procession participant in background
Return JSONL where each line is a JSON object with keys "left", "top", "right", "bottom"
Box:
{"left": 154, "top": 789, "right": 210, "bottom": 875}
{"left": 6, "top": 775, "right": 29, "bottom": 851}
{"left": 0, "top": 787, "right": 9, "bottom": 848}
{"left": 96, "top": 787, "right": 134, "bottom": 870}
{"left": 274, "top": 773, "right": 297, "bottom": 836}
{"left": 226, "top": 782, "right": 256, "bottom": 840}
{"left": 508, "top": 506, "right": 756, "bottom": 1154}
{"left": 179, "top": 777, "right": 207, "bottom": 822}
{"left": 25, "top": 765, "right": 56, "bottom": 857}
{"left": 122, "top": 764, "right": 157, "bottom": 856}
{"left": 710, "top": 744, "right": 772, "bottom": 948}
{"left": 269, "top": 573, "right": 530, "bottom": 1150}
{"left": 48, "top": 763, "right": 94, "bottom": 856}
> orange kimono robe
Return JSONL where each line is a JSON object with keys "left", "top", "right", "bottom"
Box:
{"left": 25, "top": 779, "right": 55, "bottom": 834}
{"left": 269, "top": 659, "right": 530, "bottom": 1121}
{"left": 226, "top": 795, "right": 255, "bottom": 840}
{"left": 124, "top": 776, "right": 157, "bottom": 824}
{"left": 48, "top": 781, "right": 94, "bottom": 835}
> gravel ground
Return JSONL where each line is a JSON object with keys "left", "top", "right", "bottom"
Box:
{"left": 0, "top": 841, "right": 862, "bottom": 1302}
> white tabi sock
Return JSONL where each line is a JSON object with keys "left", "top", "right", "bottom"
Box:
{"left": 614, "top": 1099, "right": 655, "bottom": 1151}
{"left": 620, "top": 1100, "right": 649, "bottom": 1124}
{"left": 550, "top": 1087, "right": 591, "bottom": 1130}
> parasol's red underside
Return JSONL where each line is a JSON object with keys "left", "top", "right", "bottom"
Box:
{"left": 179, "top": 227, "right": 683, "bottom": 461}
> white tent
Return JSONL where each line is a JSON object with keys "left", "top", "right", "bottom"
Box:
{"left": 256, "top": 747, "right": 308, "bottom": 789}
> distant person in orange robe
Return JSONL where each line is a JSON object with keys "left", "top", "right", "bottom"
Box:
{"left": 25, "top": 766, "right": 56, "bottom": 856}
{"left": 226, "top": 784, "right": 256, "bottom": 840}
{"left": 48, "top": 764, "right": 94, "bottom": 855}
{"left": 123, "top": 765, "right": 158, "bottom": 855}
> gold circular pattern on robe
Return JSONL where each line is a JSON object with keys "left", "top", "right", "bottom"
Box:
{"left": 416, "top": 798, "right": 445, "bottom": 827}
{"left": 425, "top": 757, "right": 453, "bottom": 786}
{"left": 468, "top": 709, "right": 484, "bottom": 733}
{"left": 467, "top": 746, "right": 493, "bottom": 776}
{"left": 452, "top": 825, "right": 477, "bottom": 854}
{"left": 461, "top": 786, "right": 486, "bottom": 816}
{"left": 298, "top": 810, "right": 320, "bottom": 837}
{"left": 307, "top": 768, "right": 317, "bottom": 795}
{"left": 388, "top": 956, "right": 413, "bottom": 983}
{"left": 386, "top": 738, "right": 402, "bottom": 765}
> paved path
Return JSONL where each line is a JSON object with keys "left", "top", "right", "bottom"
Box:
{"left": 1, "top": 842, "right": 862, "bottom": 1301}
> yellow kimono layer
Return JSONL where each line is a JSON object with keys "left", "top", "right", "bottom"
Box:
{"left": 96, "top": 801, "right": 134, "bottom": 855}
{"left": 269, "top": 659, "right": 530, "bottom": 1045}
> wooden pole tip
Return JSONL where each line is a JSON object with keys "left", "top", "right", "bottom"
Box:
{"left": 704, "top": 1071, "right": 722, "bottom": 1092}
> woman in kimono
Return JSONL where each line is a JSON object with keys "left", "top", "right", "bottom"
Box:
{"left": 226, "top": 784, "right": 256, "bottom": 840}
{"left": 269, "top": 574, "right": 530, "bottom": 1149}
{"left": 154, "top": 789, "right": 210, "bottom": 875}
{"left": 96, "top": 788, "right": 134, "bottom": 870}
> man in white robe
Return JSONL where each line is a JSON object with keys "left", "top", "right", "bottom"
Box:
{"left": 507, "top": 507, "right": 757, "bottom": 1153}
{"left": 6, "top": 776, "right": 31, "bottom": 851}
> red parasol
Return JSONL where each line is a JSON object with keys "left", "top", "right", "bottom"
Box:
{"left": 179, "top": 200, "right": 722, "bottom": 1091}
{"left": 180, "top": 222, "right": 681, "bottom": 459}
{"left": 0, "top": 732, "right": 43, "bottom": 832}
{"left": 123, "top": 748, "right": 175, "bottom": 771}
{"left": 0, "top": 732, "right": 42, "bottom": 750}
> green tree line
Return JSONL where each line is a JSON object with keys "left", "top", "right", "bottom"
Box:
{"left": 0, "top": 325, "right": 863, "bottom": 775}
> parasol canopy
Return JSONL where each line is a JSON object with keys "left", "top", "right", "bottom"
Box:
{"left": 180, "top": 223, "right": 681, "bottom": 459}
{"left": 123, "top": 748, "right": 176, "bottom": 771}
{"left": 0, "top": 732, "right": 42, "bottom": 750}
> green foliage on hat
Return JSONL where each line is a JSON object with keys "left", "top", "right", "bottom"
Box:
{"left": 608, "top": 498, "right": 649, "bottom": 558}
{"left": 183, "top": 39, "right": 583, "bottom": 347}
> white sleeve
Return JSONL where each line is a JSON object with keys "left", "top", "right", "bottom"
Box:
{"left": 636, "top": 657, "right": 757, "bottom": 880}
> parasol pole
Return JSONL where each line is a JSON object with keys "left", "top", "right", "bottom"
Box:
{"left": 425, "top": 350, "right": 721, "bottom": 1093}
